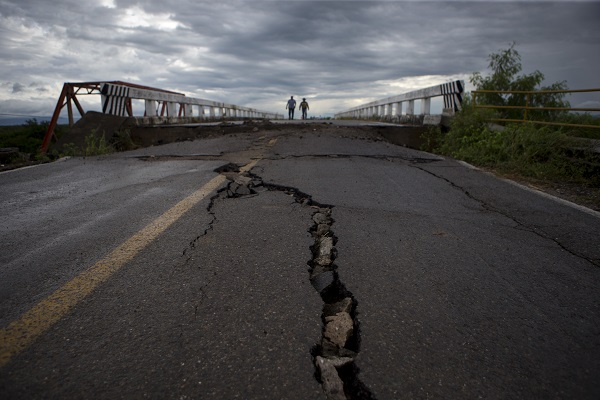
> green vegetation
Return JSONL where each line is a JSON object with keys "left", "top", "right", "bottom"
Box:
{"left": 0, "top": 119, "right": 64, "bottom": 166}
{"left": 0, "top": 120, "right": 137, "bottom": 169}
{"left": 84, "top": 131, "right": 112, "bottom": 156}
{"left": 110, "top": 129, "right": 136, "bottom": 152}
{"left": 424, "top": 43, "right": 599, "bottom": 206}
{"left": 471, "top": 42, "right": 571, "bottom": 122}
{"left": 427, "top": 104, "right": 599, "bottom": 185}
{"left": 78, "top": 129, "right": 135, "bottom": 156}
{"left": 0, "top": 119, "right": 53, "bottom": 155}
{"left": 81, "top": 129, "right": 135, "bottom": 156}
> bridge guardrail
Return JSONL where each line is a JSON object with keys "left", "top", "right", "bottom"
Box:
{"left": 41, "top": 81, "right": 283, "bottom": 152}
{"left": 334, "top": 80, "right": 464, "bottom": 121}
{"left": 472, "top": 88, "right": 600, "bottom": 129}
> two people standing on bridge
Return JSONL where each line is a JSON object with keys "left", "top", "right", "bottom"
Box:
{"left": 285, "top": 96, "right": 310, "bottom": 119}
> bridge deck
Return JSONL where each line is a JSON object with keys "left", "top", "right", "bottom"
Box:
{"left": 1, "top": 124, "right": 599, "bottom": 399}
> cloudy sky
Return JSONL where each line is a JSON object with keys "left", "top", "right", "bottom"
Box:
{"left": 1, "top": 0, "right": 599, "bottom": 120}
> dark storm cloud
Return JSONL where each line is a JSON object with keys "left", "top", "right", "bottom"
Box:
{"left": 1, "top": 0, "right": 599, "bottom": 117}
{"left": 11, "top": 83, "right": 25, "bottom": 93}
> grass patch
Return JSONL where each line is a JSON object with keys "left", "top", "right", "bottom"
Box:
{"left": 84, "top": 131, "right": 113, "bottom": 156}
{"left": 423, "top": 104, "right": 600, "bottom": 209}
{"left": 78, "top": 129, "right": 136, "bottom": 156}
{"left": 110, "top": 129, "right": 136, "bottom": 152}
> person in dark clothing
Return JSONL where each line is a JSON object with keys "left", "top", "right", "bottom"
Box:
{"left": 299, "top": 98, "right": 310, "bottom": 119}
{"left": 286, "top": 96, "right": 296, "bottom": 119}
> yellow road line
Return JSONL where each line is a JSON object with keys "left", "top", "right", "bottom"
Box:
{"left": 240, "top": 158, "right": 260, "bottom": 173}
{"left": 0, "top": 139, "right": 277, "bottom": 367}
{"left": 0, "top": 173, "right": 229, "bottom": 367}
{"left": 0, "top": 174, "right": 229, "bottom": 368}
{"left": 0, "top": 138, "right": 277, "bottom": 368}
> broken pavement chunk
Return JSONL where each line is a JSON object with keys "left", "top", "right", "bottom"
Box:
{"left": 324, "top": 312, "right": 354, "bottom": 348}
{"left": 226, "top": 175, "right": 255, "bottom": 197}
{"left": 316, "top": 356, "right": 347, "bottom": 400}
{"left": 323, "top": 297, "right": 353, "bottom": 317}
{"left": 233, "top": 175, "right": 253, "bottom": 186}
{"left": 315, "top": 236, "right": 334, "bottom": 266}
{"left": 312, "top": 212, "right": 330, "bottom": 225}
{"left": 317, "top": 237, "right": 334, "bottom": 257}
{"left": 316, "top": 223, "right": 330, "bottom": 236}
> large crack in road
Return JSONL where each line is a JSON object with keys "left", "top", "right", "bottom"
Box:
{"left": 414, "top": 165, "right": 600, "bottom": 268}
{"left": 205, "top": 163, "right": 376, "bottom": 400}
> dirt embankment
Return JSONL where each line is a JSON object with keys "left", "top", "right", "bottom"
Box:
{"left": 53, "top": 111, "right": 429, "bottom": 151}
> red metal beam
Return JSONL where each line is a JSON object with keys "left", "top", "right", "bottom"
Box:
{"left": 71, "top": 90, "right": 85, "bottom": 117}
{"left": 126, "top": 98, "right": 133, "bottom": 117}
{"left": 40, "top": 81, "right": 187, "bottom": 153}
{"left": 41, "top": 84, "right": 68, "bottom": 153}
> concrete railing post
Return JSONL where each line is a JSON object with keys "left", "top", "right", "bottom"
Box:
{"left": 145, "top": 100, "right": 156, "bottom": 117}
{"left": 421, "top": 98, "right": 431, "bottom": 115}
{"left": 334, "top": 80, "right": 464, "bottom": 122}
{"left": 406, "top": 100, "right": 415, "bottom": 115}
{"left": 167, "top": 102, "right": 177, "bottom": 117}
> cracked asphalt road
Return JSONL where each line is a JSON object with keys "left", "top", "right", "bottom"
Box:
{"left": 1, "top": 122, "right": 599, "bottom": 399}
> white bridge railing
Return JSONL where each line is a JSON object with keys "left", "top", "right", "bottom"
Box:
{"left": 334, "top": 80, "right": 465, "bottom": 121}
{"left": 42, "top": 81, "right": 283, "bottom": 152}
{"left": 100, "top": 82, "right": 282, "bottom": 120}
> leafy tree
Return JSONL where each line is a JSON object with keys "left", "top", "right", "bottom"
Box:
{"left": 470, "top": 42, "right": 569, "bottom": 121}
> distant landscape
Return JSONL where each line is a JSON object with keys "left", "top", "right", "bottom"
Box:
{"left": 0, "top": 116, "right": 74, "bottom": 127}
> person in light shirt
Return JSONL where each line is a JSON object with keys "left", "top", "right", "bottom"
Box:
{"left": 286, "top": 96, "right": 296, "bottom": 119}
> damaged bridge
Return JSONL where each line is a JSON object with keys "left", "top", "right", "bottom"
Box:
{"left": 2, "top": 122, "right": 600, "bottom": 399}
{"left": 40, "top": 80, "right": 466, "bottom": 153}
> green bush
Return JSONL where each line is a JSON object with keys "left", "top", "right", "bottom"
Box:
{"left": 111, "top": 129, "right": 136, "bottom": 151}
{"left": 556, "top": 113, "right": 600, "bottom": 139}
{"left": 429, "top": 104, "right": 599, "bottom": 186}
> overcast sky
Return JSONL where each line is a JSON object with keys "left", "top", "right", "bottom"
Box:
{"left": 1, "top": 0, "right": 599, "bottom": 119}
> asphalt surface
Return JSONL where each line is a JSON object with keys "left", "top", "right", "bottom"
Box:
{"left": 1, "top": 121, "right": 599, "bottom": 399}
